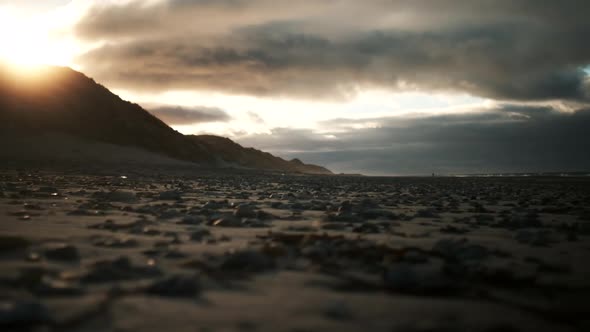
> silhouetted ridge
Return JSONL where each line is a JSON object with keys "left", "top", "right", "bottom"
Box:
{"left": 0, "top": 64, "right": 332, "bottom": 174}
{"left": 189, "top": 135, "right": 331, "bottom": 174}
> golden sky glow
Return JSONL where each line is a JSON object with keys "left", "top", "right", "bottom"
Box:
{"left": 1, "top": 1, "right": 589, "bottom": 175}
{"left": 0, "top": 0, "right": 492, "bottom": 135}
{"left": 0, "top": 4, "right": 82, "bottom": 68}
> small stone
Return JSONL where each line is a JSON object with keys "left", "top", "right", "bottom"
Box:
{"left": 103, "top": 190, "right": 137, "bottom": 203}
{"left": 203, "top": 201, "right": 224, "bottom": 209}
{"left": 164, "top": 250, "right": 187, "bottom": 259}
{"left": 44, "top": 244, "right": 80, "bottom": 261}
{"left": 159, "top": 191, "right": 182, "bottom": 201}
{"left": 322, "top": 301, "right": 354, "bottom": 321}
{"left": 220, "top": 250, "right": 275, "bottom": 273}
{"left": 34, "top": 278, "right": 84, "bottom": 296}
{"left": 26, "top": 252, "right": 41, "bottom": 262}
{"left": 142, "top": 227, "right": 161, "bottom": 236}
{"left": 178, "top": 215, "right": 204, "bottom": 225}
{"left": 402, "top": 249, "right": 429, "bottom": 263}
{"left": 352, "top": 223, "right": 381, "bottom": 233}
{"left": 384, "top": 263, "right": 450, "bottom": 293}
{"left": 321, "top": 223, "right": 349, "bottom": 231}
{"left": 212, "top": 216, "right": 243, "bottom": 227}
{"left": 146, "top": 275, "right": 200, "bottom": 297}
{"left": 82, "top": 256, "right": 162, "bottom": 283}
{"left": 338, "top": 200, "right": 352, "bottom": 213}
{"left": 0, "top": 300, "right": 52, "bottom": 326}
{"left": 243, "top": 219, "right": 271, "bottom": 228}
{"left": 234, "top": 204, "right": 256, "bottom": 218}
{"left": 94, "top": 238, "right": 139, "bottom": 248}
{"left": 190, "top": 227, "right": 212, "bottom": 241}
{"left": 0, "top": 236, "right": 29, "bottom": 252}
{"left": 38, "top": 186, "right": 59, "bottom": 194}
{"left": 432, "top": 238, "right": 488, "bottom": 262}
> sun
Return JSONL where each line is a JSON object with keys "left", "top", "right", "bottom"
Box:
{"left": 0, "top": 6, "right": 75, "bottom": 70}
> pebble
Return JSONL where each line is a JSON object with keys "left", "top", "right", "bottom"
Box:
{"left": 44, "top": 244, "right": 80, "bottom": 261}
{"left": 101, "top": 190, "right": 137, "bottom": 203}
{"left": 93, "top": 238, "right": 139, "bottom": 248}
{"left": 82, "top": 256, "right": 162, "bottom": 283}
{"left": 432, "top": 238, "right": 488, "bottom": 262}
{"left": 159, "top": 191, "right": 182, "bottom": 201}
{"left": 322, "top": 301, "right": 354, "bottom": 321}
{"left": 190, "top": 227, "right": 212, "bottom": 241}
{"left": 515, "top": 230, "right": 556, "bottom": 246}
{"left": 212, "top": 216, "right": 243, "bottom": 228}
{"left": 234, "top": 204, "right": 257, "bottom": 218}
{"left": 146, "top": 275, "right": 201, "bottom": 297}
{"left": 384, "top": 263, "right": 451, "bottom": 293}
{"left": 0, "top": 235, "right": 29, "bottom": 252}
{"left": 220, "top": 250, "right": 275, "bottom": 273}
{"left": 0, "top": 300, "right": 52, "bottom": 326}
{"left": 178, "top": 215, "right": 204, "bottom": 225}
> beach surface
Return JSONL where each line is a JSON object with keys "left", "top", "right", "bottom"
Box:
{"left": 1, "top": 170, "right": 589, "bottom": 331}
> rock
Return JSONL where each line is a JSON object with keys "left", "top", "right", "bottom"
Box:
{"left": 164, "top": 250, "right": 187, "bottom": 259}
{"left": 82, "top": 256, "right": 161, "bottom": 283}
{"left": 220, "top": 250, "right": 275, "bottom": 273}
{"left": 141, "top": 228, "right": 161, "bottom": 236}
{"left": 203, "top": 200, "right": 225, "bottom": 209}
{"left": 322, "top": 301, "right": 354, "bottom": 321}
{"left": 102, "top": 190, "right": 137, "bottom": 203}
{"left": 157, "top": 209, "right": 183, "bottom": 220}
{"left": 33, "top": 278, "right": 84, "bottom": 296}
{"left": 93, "top": 238, "right": 139, "bottom": 248}
{"left": 321, "top": 223, "right": 349, "bottom": 231}
{"left": 234, "top": 204, "right": 256, "bottom": 218}
{"left": 0, "top": 236, "right": 29, "bottom": 252}
{"left": 440, "top": 225, "right": 469, "bottom": 234}
{"left": 159, "top": 191, "right": 182, "bottom": 201}
{"left": 44, "top": 244, "right": 80, "bottom": 261}
{"left": 146, "top": 275, "right": 201, "bottom": 297}
{"left": 325, "top": 211, "right": 362, "bottom": 223}
{"left": 0, "top": 300, "right": 52, "bottom": 326}
{"left": 432, "top": 238, "right": 488, "bottom": 262}
{"left": 402, "top": 249, "right": 429, "bottom": 263}
{"left": 384, "top": 263, "right": 420, "bottom": 291}
{"left": 352, "top": 223, "right": 381, "bottom": 233}
{"left": 243, "top": 219, "right": 271, "bottom": 228}
{"left": 190, "top": 227, "right": 212, "bottom": 241}
{"left": 415, "top": 209, "right": 440, "bottom": 218}
{"left": 212, "top": 216, "right": 243, "bottom": 228}
{"left": 338, "top": 200, "right": 352, "bottom": 213}
{"left": 384, "top": 263, "right": 451, "bottom": 293}
{"left": 178, "top": 215, "right": 204, "bottom": 225}
{"left": 37, "top": 186, "right": 59, "bottom": 194}
{"left": 515, "top": 230, "right": 556, "bottom": 246}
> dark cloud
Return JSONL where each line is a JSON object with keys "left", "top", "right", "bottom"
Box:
{"left": 75, "top": 0, "right": 590, "bottom": 101}
{"left": 147, "top": 106, "right": 230, "bottom": 125}
{"left": 235, "top": 106, "right": 590, "bottom": 175}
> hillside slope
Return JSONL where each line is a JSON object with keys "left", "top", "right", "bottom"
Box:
{"left": 189, "top": 135, "right": 332, "bottom": 174}
{"left": 0, "top": 64, "right": 331, "bottom": 174}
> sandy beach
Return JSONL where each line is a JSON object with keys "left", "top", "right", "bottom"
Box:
{"left": 1, "top": 170, "right": 589, "bottom": 331}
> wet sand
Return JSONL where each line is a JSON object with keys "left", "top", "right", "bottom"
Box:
{"left": 1, "top": 170, "right": 589, "bottom": 331}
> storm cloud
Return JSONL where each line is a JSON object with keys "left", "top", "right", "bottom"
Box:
{"left": 236, "top": 105, "right": 590, "bottom": 175}
{"left": 75, "top": 0, "right": 590, "bottom": 101}
{"left": 147, "top": 105, "right": 230, "bottom": 125}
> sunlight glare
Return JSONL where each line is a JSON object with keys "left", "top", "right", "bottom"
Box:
{"left": 0, "top": 5, "right": 75, "bottom": 70}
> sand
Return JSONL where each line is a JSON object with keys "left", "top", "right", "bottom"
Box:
{"left": 1, "top": 169, "right": 589, "bottom": 331}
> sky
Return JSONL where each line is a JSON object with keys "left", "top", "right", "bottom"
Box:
{"left": 1, "top": 0, "right": 589, "bottom": 175}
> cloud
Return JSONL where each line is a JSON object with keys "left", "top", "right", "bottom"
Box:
{"left": 147, "top": 105, "right": 230, "bottom": 125}
{"left": 235, "top": 106, "right": 590, "bottom": 175}
{"left": 74, "top": 0, "right": 590, "bottom": 102}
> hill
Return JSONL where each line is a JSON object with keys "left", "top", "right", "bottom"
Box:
{"left": 0, "top": 64, "right": 331, "bottom": 174}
